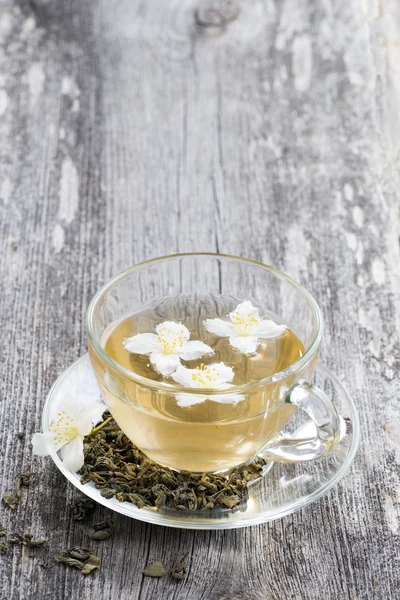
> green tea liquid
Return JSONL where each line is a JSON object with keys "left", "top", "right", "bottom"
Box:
{"left": 96, "top": 295, "right": 305, "bottom": 472}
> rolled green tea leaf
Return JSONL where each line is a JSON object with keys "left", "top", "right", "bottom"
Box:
{"left": 9, "top": 533, "right": 47, "bottom": 547}
{"left": 15, "top": 473, "right": 34, "bottom": 496}
{"left": 89, "top": 519, "right": 114, "bottom": 540}
{"left": 54, "top": 547, "right": 101, "bottom": 576}
{"left": 72, "top": 497, "right": 96, "bottom": 521}
{"left": 2, "top": 494, "right": 19, "bottom": 510}
{"left": 143, "top": 561, "right": 167, "bottom": 577}
{"left": 79, "top": 412, "right": 267, "bottom": 513}
{"left": 0, "top": 541, "right": 8, "bottom": 555}
{"left": 170, "top": 554, "right": 188, "bottom": 580}
{"left": 2, "top": 472, "right": 34, "bottom": 510}
{"left": 81, "top": 556, "right": 101, "bottom": 575}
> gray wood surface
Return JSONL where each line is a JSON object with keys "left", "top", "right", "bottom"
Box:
{"left": 0, "top": 0, "right": 399, "bottom": 598}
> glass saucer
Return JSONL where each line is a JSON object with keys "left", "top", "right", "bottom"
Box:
{"left": 42, "top": 355, "right": 359, "bottom": 530}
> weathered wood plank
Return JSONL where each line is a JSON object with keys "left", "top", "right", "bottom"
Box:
{"left": 0, "top": 0, "right": 399, "bottom": 598}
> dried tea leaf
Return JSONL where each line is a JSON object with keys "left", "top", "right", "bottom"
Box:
{"left": 170, "top": 554, "right": 188, "bottom": 581}
{"left": 186, "top": 489, "right": 198, "bottom": 511}
{"left": 80, "top": 412, "right": 266, "bottom": 513}
{"left": 218, "top": 495, "right": 241, "bottom": 509}
{"left": 100, "top": 488, "right": 115, "bottom": 499}
{"left": 126, "top": 493, "right": 151, "bottom": 509}
{"left": 89, "top": 519, "right": 114, "bottom": 541}
{"left": 3, "top": 494, "right": 19, "bottom": 510}
{"left": 9, "top": 533, "right": 47, "bottom": 547}
{"left": 17, "top": 432, "right": 25, "bottom": 440}
{"left": 68, "top": 547, "right": 91, "bottom": 561}
{"left": 0, "top": 526, "right": 6, "bottom": 537}
{"left": 143, "top": 561, "right": 167, "bottom": 577}
{"left": 153, "top": 489, "right": 167, "bottom": 508}
{"left": 54, "top": 554, "right": 85, "bottom": 570}
{"left": 54, "top": 547, "right": 100, "bottom": 576}
{"left": 0, "top": 541, "right": 8, "bottom": 555}
{"left": 195, "top": 0, "right": 239, "bottom": 27}
{"left": 72, "top": 497, "right": 96, "bottom": 521}
{"left": 3, "top": 472, "right": 34, "bottom": 510}
{"left": 81, "top": 557, "right": 101, "bottom": 575}
{"left": 15, "top": 473, "right": 34, "bottom": 496}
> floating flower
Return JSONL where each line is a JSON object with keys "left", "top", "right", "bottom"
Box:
{"left": 123, "top": 321, "right": 213, "bottom": 376}
{"left": 171, "top": 363, "right": 245, "bottom": 407}
{"left": 204, "top": 300, "right": 287, "bottom": 355}
{"left": 32, "top": 393, "right": 104, "bottom": 472}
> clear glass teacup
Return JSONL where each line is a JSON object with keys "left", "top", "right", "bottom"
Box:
{"left": 87, "top": 253, "right": 346, "bottom": 473}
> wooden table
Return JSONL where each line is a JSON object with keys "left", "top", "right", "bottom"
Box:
{"left": 1, "top": 1, "right": 399, "bottom": 598}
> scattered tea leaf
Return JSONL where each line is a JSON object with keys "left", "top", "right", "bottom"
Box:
{"left": 9, "top": 533, "right": 47, "bottom": 547}
{"left": 15, "top": 473, "right": 34, "bottom": 496}
{"left": 72, "top": 497, "right": 96, "bottom": 521}
{"left": 0, "top": 526, "right": 6, "bottom": 537}
{"left": 54, "top": 554, "right": 85, "bottom": 569}
{"left": 0, "top": 541, "right": 8, "bottom": 555}
{"left": 17, "top": 432, "right": 25, "bottom": 440}
{"left": 81, "top": 555, "right": 101, "bottom": 575}
{"left": 3, "top": 472, "right": 34, "bottom": 510}
{"left": 3, "top": 494, "right": 19, "bottom": 510}
{"left": 68, "top": 547, "right": 90, "bottom": 561}
{"left": 54, "top": 547, "right": 100, "bottom": 576}
{"left": 195, "top": 0, "right": 240, "bottom": 27}
{"left": 79, "top": 413, "right": 266, "bottom": 513}
{"left": 89, "top": 519, "right": 114, "bottom": 541}
{"left": 143, "top": 561, "right": 167, "bottom": 577}
{"left": 170, "top": 554, "right": 188, "bottom": 581}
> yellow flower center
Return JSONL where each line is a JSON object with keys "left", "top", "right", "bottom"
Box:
{"left": 157, "top": 325, "right": 187, "bottom": 354}
{"left": 49, "top": 411, "right": 79, "bottom": 444}
{"left": 190, "top": 364, "right": 221, "bottom": 388}
{"left": 230, "top": 308, "right": 260, "bottom": 336}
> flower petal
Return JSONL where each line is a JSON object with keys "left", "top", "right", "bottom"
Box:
{"left": 256, "top": 320, "right": 287, "bottom": 338}
{"left": 32, "top": 432, "right": 64, "bottom": 456}
{"left": 176, "top": 393, "right": 208, "bottom": 407}
{"left": 56, "top": 392, "right": 80, "bottom": 418}
{"left": 123, "top": 333, "right": 159, "bottom": 354}
{"left": 170, "top": 365, "right": 195, "bottom": 387}
{"left": 229, "top": 336, "right": 259, "bottom": 354}
{"left": 60, "top": 435, "right": 85, "bottom": 472}
{"left": 76, "top": 402, "right": 106, "bottom": 436}
{"left": 229, "top": 300, "right": 260, "bottom": 323}
{"left": 171, "top": 363, "right": 235, "bottom": 388}
{"left": 179, "top": 340, "right": 213, "bottom": 361}
{"left": 155, "top": 321, "right": 190, "bottom": 348}
{"left": 210, "top": 393, "right": 245, "bottom": 404}
{"left": 208, "top": 362, "right": 235, "bottom": 385}
{"left": 150, "top": 351, "right": 181, "bottom": 376}
{"left": 155, "top": 321, "right": 190, "bottom": 339}
{"left": 72, "top": 361, "right": 100, "bottom": 399}
{"left": 204, "top": 318, "right": 235, "bottom": 338}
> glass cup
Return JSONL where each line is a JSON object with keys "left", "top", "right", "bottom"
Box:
{"left": 86, "top": 253, "right": 347, "bottom": 473}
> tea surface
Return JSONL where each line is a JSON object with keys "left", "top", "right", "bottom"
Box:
{"left": 105, "top": 295, "right": 304, "bottom": 383}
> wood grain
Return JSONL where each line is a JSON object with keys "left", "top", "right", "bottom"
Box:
{"left": 0, "top": 0, "right": 399, "bottom": 598}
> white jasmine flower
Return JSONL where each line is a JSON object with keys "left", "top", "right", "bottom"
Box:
{"left": 171, "top": 363, "right": 245, "bottom": 407}
{"left": 32, "top": 393, "right": 104, "bottom": 472}
{"left": 123, "top": 321, "right": 213, "bottom": 376}
{"left": 204, "top": 300, "right": 287, "bottom": 355}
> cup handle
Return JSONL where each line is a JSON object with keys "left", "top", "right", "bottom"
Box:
{"left": 258, "top": 381, "right": 350, "bottom": 462}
